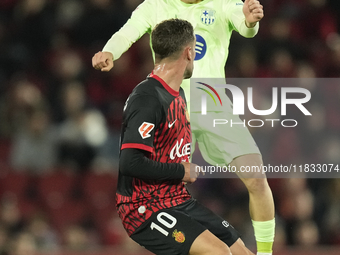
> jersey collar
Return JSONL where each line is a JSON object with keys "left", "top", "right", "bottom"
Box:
{"left": 149, "top": 73, "right": 180, "bottom": 97}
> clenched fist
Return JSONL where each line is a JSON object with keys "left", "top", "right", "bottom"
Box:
{"left": 92, "top": 51, "right": 114, "bottom": 72}
{"left": 243, "top": 0, "right": 264, "bottom": 28}
{"left": 181, "top": 162, "right": 204, "bottom": 184}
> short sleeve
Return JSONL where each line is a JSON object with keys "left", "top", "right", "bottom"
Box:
{"left": 121, "top": 95, "right": 163, "bottom": 153}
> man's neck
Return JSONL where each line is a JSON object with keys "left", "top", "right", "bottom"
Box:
{"left": 181, "top": 0, "right": 203, "bottom": 4}
{"left": 153, "top": 61, "right": 186, "bottom": 92}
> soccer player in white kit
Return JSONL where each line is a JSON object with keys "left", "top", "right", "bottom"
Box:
{"left": 92, "top": 1, "right": 274, "bottom": 254}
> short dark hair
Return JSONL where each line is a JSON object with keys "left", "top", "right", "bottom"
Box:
{"left": 151, "top": 19, "right": 195, "bottom": 61}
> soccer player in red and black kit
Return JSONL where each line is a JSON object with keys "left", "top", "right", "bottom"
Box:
{"left": 118, "top": 19, "right": 254, "bottom": 255}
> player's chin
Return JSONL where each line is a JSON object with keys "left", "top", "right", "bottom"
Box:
{"left": 183, "top": 69, "right": 193, "bottom": 79}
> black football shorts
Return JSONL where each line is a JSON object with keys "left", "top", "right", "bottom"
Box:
{"left": 130, "top": 199, "right": 240, "bottom": 255}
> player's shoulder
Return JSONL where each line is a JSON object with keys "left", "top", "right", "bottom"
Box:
{"left": 141, "top": 0, "right": 177, "bottom": 9}
{"left": 179, "top": 87, "right": 186, "bottom": 99}
{"left": 133, "top": 76, "right": 160, "bottom": 96}
{"left": 128, "top": 74, "right": 181, "bottom": 109}
{"left": 127, "top": 78, "right": 161, "bottom": 107}
{"left": 138, "top": 0, "right": 167, "bottom": 7}
{"left": 133, "top": 0, "right": 159, "bottom": 12}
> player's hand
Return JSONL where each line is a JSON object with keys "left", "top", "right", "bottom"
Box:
{"left": 181, "top": 162, "right": 202, "bottom": 184}
{"left": 92, "top": 51, "right": 114, "bottom": 72}
{"left": 243, "top": 0, "right": 264, "bottom": 28}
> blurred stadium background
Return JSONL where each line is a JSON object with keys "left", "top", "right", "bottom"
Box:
{"left": 0, "top": 0, "right": 339, "bottom": 254}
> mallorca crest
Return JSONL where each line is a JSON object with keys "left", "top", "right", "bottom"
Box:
{"left": 201, "top": 9, "right": 215, "bottom": 25}
{"left": 172, "top": 229, "right": 185, "bottom": 243}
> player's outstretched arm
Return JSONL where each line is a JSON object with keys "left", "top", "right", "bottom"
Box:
{"left": 243, "top": 0, "right": 264, "bottom": 28}
{"left": 91, "top": 0, "right": 153, "bottom": 72}
{"left": 92, "top": 51, "right": 114, "bottom": 72}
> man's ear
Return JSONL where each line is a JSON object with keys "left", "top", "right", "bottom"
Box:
{"left": 187, "top": 46, "right": 193, "bottom": 61}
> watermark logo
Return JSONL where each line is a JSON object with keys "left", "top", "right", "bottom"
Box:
{"left": 196, "top": 82, "right": 312, "bottom": 128}
{"left": 199, "top": 83, "right": 311, "bottom": 116}
{"left": 196, "top": 82, "right": 222, "bottom": 115}
{"left": 190, "top": 78, "right": 340, "bottom": 179}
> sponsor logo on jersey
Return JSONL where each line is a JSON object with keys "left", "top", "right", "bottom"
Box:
{"left": 170, "top": 138, "right": 190, "bottom": 160}
{"left": 195, "top": 34, "right": 207, "bottom": 61}
{"left": 172, "top": 229, "right": 185, "bottom": 243}
{"left": 138, "top": 122, "right": 155, "bottom": 139}
{"left": 201, "top": 9, "right": 215, "bottom": 25}
{"left": 222, "top": 220, "right": 230, "bottom": 228}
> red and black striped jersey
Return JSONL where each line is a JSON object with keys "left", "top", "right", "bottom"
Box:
{"left": 117, "top": 74, "right": 192, "bottom": 236}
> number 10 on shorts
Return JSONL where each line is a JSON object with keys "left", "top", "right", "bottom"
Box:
{"left": 150, "top": 212, "right": 177, "bottom": 236}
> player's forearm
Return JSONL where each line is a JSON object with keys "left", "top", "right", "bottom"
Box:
{"left": 102, "top": 33, "right": 131, "bottom": 61}
{"left": 239, "top": 20, "right": 259, "bottom": 38}
{"left": 102, "top": 22, "right": 142, "bottom": 60}
{"left": 230, "top": 9, "right": 259, "bottom": 38}
{"left": 119, "top": 148, "right": 185, "bottom": 181}
{"left": 245, "top": 20, "right": 257, "bottom": 28}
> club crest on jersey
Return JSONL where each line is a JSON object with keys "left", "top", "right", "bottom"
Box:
{"left": 138, "top": 122, "right": 155, "bottom": 139}
{"left": 172, "top": 229, "right": 185, "bottom": 243}
{"left": 201, "top": 9, "right": 215, "bottom": 25}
